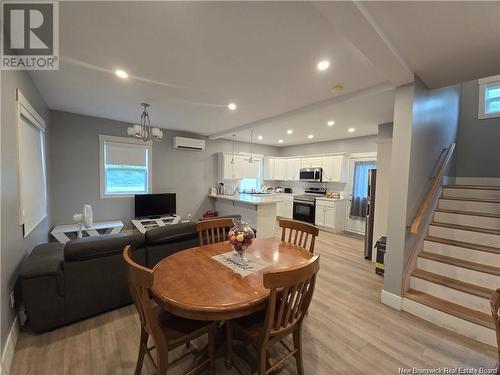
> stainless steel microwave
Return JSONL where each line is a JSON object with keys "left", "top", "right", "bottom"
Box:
{"left": 299, "top": 168, "right": 322, "bottom": 182}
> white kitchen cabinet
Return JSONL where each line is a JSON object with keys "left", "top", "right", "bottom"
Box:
{"left": 219, "top": 153, "right": 263, "bottom": 180}
{"left": 321, "top": 155, "right": 346, "bottom": 182}
{"left": 300, "top": 157, "right": 322, "bottom": 169}
{"left": 274, "top": 159, "right": 286, "bottom": 180}
{"left": 219, "top": 154, "right": 243, "bottom": 179}
{"left": 277, "top": 196, "right": 293, "bottom": 219}
{"left": 315, "top": 206, "right": 326, "bottom": 226}
{"left": 285, "top": 158, "right": 301, "bottom": 181}
{"left": 242, "top": 157, "right": 260, "bottom": 179}
{"left": 315, "top": 199, "right": 346, "bottom": 233}
{"left": 263, "top": 158, "right": 275, "bottom": 180}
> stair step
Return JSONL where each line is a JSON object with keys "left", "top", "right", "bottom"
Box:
{"left": 429, "top": 222, "right": 500, "bottom": 248}
{"left": 412, "top": 269, "right": 494, "bottom": 299}
{"left": 443, "top": 186, "right": 500, "bottom": 200}
{"left": 405, "top": 289, "right": 495, "bottom": 329}
{"left": 430, "top": 221, "right": 500, "bottom": 236}
{"left": 440, "top": 196, "right": 500, "bottom": 203}
{"left": 419, "top": 251, "right": 500, "bottom": 276}
{"left": 444, "top": 185, "right": 500, "bottom": 191}
{"left": 438, "top": 197, "right": 500, "bottom": 215}
{"left": 425, "top": 236, "right": 500, "bottom": 255}
{"left": 435, "top": 208, "right": 500, "bottom": 219}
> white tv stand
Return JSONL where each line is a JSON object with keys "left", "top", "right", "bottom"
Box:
{"left": 131, "top": 215, "right": 181, "bottom": 234}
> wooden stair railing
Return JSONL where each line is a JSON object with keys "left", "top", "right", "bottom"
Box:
{"left": 402, "top": 143, "right": 456, "bottom": 294}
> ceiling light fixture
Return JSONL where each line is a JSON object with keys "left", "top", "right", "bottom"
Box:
{"left": 317, "top": 60, "right": 330, "bottom": 71}
{"left": 248, "top": 129, "right": 256, "bottom": 163}
{"left": 287, "top": 129, "right": 293, "bottom": 134}
{"left": 115, "top": 69, "right": 128, "bottom": 79}
{"left": 278, "top": 139, "right": 284, "bottom": 144}
{"left": 348, "top": 128, "right": 355, "bottom": 133}
{"left": 308, "top": 134, "right": 314, "bottom": 139}
{"left": 231, "top": 134, "right": 236, "bottom": 164}
{"left": 327, "top": 120, "right": 335, "bottom": 126}
{"left": 127, "top": 103, "right": 163, "bottom": 142}
{"left": 258, "top": 135, "right": 263, "bottom": 140}
{"left": 228, "top": 102, "right": 237, "bottom": 111}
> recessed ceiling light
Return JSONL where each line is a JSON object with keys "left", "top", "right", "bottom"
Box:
{"left": 287, "top": 129, "right": 293, "bottom": 134}
{"left": 308, "top": 134, "right": 314, "bottom": 139}
{"left": 317, "top": 60, "right": 330, "bottom": 71}
{"left": 327, "top": 120, "right": 335, "bottom": 127}
{"left": 228, "top": 103, "right": 237, "bottom": 111}
{"left": 278, "top": 139, "right": 284, "bottom": 144}
{"left": 115, "top": 69, "right": 128, "bottom": 79}
{"left": 258, "top": 135, "right": 263, "bottom": 140}
{"left": 348, "top": 128, "right": 355, "bottom": 133}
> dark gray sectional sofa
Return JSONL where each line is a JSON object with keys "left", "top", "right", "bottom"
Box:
{"left": 19, "top": 222, "right": 199, "bottom": 333}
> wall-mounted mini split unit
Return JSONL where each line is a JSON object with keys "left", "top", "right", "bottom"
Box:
{"left": 173, "top": 136, "right": 206, "bottom": 151}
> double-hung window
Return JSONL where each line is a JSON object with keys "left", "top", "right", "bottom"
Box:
{"left": 99, "top": 135, "right": 152, "bottom": 198}
{"left": 478, "top": 74, "right": 500, "bottom": 119}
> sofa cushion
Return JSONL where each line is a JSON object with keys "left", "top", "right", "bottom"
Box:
{"left": 145, "top": 222, "right": 197, "bottom": 246}
{"left": 20, "top": 243, "right": 64, "bottom": 279}
{"left": 64, "top": 233, "right": 145, "bottom": 262}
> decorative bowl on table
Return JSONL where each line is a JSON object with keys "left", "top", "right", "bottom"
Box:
{"left": 228, "top": 218, "right": 255, "bottom": 266}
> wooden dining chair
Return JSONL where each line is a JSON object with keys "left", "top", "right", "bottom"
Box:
{"left": 279, "top": 219, "right": 319, "bottom": 253}
{"left": 123, "top": 246, "right": 217, "bottom": 375}
{"left": 490, "top": 289, "right": 500, "bottom": 372}
{"left": 196, "top": 217, "right": 235, "bottom": 246}
{"left": 226, "top": 255, "right": 320, "bottom": 375}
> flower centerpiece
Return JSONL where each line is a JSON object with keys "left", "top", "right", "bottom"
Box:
{"left": 228, "top": 218, "right": 255, "bottom": 265}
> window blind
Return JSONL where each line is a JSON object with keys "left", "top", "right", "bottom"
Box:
{"left": 105, "top": 142, "right": 147, "bottom": 166}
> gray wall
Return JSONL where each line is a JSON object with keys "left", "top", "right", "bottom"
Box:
{"left": 455, "top": 79, "right": 500, "bottom": 178}
{"left": 1, "top": 71, "right": 50, "bottom": 351}
{"left": 384, "top": 78, "right": 460, "bottom": 296}
{"left": 49, "top": 110, "right": 279, "bottom": 226}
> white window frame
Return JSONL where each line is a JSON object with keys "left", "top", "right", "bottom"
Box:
{"left": 478, "top": 74, "right": 500, "bottom": 119}
{"left": 99, "top": 135, "right": 152, "bottom": 199}
{"left": 16, "top": 89, "right": 47, "bottom": 237}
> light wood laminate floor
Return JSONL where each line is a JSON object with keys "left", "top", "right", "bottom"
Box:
{"left": 10, "top": 229, "right": 497, "bottom": 375}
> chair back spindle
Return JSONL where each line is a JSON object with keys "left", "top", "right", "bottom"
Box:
{"left": 196, "top": 218, "right": 235, "bottom": 246}
{"left": 279, "top": 219, "right": 319, "bottom": 253}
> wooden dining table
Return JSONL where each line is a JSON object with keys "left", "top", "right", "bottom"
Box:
{"left": 151, "top": 238, "right": 313, "bottom": 321}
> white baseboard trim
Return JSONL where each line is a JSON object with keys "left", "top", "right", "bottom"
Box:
{"left": 380, "top": 289, "right": 402, "bottom": 310}
{"left": 402, "top": 297, "right": 496, "bottom": 347}
{"left": 454, "top": 177, "right": 500, "bottom": 186}
{"left": 1, "top": 317, "right": 19, "bottom": 375}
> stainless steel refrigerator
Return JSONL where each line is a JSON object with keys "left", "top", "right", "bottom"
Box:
{"left": 364, "top": 169, "right": 377, "bottom": 260}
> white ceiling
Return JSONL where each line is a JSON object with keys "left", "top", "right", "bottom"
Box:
{"left": 28, "top": 1, "right": 500, "bottom": 145}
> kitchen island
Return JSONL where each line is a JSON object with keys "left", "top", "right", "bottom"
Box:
{"left": 208, "top": 194, "right": 280, "bottom": 239}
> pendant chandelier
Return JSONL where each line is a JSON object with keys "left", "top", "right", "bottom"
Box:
{"left": 127, "top": 103, "right": 163, "bottom": 142}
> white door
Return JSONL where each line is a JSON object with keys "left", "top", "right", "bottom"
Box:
{"left": 345, "top": 156, "right": 376, "bottom": 234}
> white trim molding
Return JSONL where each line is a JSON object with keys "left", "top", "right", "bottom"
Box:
{"left": 380, "top": 289, "right": 402, "bottom": 311}
{"left": 99, "top": 135, "right": 152, "bottom": 199}
{"left": 478, "top": 74, "right": 500, "bottom": 120}
{"left": 1, "top": 317, "right": 19, "bottom": 375}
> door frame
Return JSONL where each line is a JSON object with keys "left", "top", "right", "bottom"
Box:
{"left": 344, "top": 152, "right": 377, "bottom": 235}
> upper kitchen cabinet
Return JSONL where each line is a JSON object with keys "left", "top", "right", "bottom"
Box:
{"left": 219, "top": 153, "right": 261, "bottom": 180}
{"left": 285, "top": 158, "right": 300, "bottom": 181}
{"left": 263, "top": 158, "right": 275, "bottom": 180}
{"left": 300, "top": 157, "right": 322, "bottom": 169}
{"left": 321, "top": 155, "right": 347, "bottom": 182}
{"left": 264, "top": 157, "right": 286, "bottom": 180}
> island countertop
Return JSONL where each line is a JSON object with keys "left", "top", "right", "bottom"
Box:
{"left": 208, "top": 194, "right": 284, "bottom": 205}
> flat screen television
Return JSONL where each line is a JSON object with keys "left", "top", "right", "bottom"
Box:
{"left": 134, "top": 193, "right": 176, "bottom": 219}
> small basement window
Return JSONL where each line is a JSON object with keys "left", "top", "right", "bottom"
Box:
{"left": 99, "top": 135, "right": 152, "bottom": 198}
{"left": 478, "top": 74, "right": 500, "bottom": 119}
